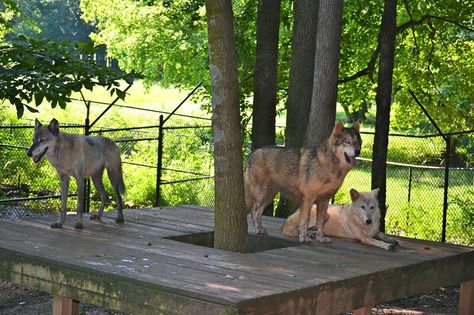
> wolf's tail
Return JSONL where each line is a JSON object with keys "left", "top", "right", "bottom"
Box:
{"left": 107, "top": 151, "right": 126, "bottom": 195}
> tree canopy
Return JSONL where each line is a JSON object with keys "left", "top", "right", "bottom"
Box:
{"left": 81, "top": 0, "right": 473, "bottom": 132}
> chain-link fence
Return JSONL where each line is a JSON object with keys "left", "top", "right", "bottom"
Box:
{"left": 0, "top": 105, "right": 472, "bottom": 245}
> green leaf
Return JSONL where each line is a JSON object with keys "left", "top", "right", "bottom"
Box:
{"left": 34, "top": 93, "right": 44, "bottom": 106}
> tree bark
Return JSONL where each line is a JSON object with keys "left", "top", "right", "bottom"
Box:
{"left": 304, "top": 0, "right": 344, "bottom": 148}
{"left": 276, "top": 0, "right": 319, "bottom": 218}
{"left": 251, "top": 0, "right": 281, "bottom": 217}
{"left": 206, "top": 0, "right": 247, "bottom": 253}
{"left": 371, "top": 0, "right": 397, "bottom": 232}
{"left": 285, "top": 0, "right": 319, "bottom": 149}
{"left": 251, "top": 0, "right": 281, "bottom": 151}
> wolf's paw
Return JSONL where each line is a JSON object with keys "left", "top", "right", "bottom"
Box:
{"left": 254, "top": 226, "right": 267, "bottom": 235}
{"left": 299, "top": 235, "right": 312, "bottom": 242}
{"left": 316, "top": 235, "right": 332, "bottom": 243}
{"left": 116, "top": 216, "right": 125, "bottom": 224}
{"left": 74, "top": 222, "right": 84, "bottom": 229}
{"left": 387, "top": 237, "right": 399, "bottom": 245}
{"left": 386, "top": 243, "right": 396, "bottom": 251}
{"left": 50, "top": 222, "right": 63, "bottom": 229}
{"left": 90, "top": 213, "right": 101, "bottom": 220}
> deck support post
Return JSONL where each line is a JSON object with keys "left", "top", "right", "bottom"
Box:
{"left": 459, "top": 279, "right": 474, "bottom": 315}
{"left": 52, "top": 295, "right": 79, "bottom": 315}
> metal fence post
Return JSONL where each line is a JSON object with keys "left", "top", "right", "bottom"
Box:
{"left": 441, "top": 135, "right": 451, "bottom": 243}
{"left": 408, "top": 166, "right": 412, "bottom": 203}
{"left": 155, "top": 115, "right": 164, "bottom": 207}
{"left": 84, "top": 101, "right": 91, "bottom": 214}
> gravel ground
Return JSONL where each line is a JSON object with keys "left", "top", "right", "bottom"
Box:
{"left": 0, "top": 281, "right": 459, "bottom": 315}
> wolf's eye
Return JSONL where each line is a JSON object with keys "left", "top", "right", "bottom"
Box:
{"left": 370, "top": 206, "right": 374, "bottom": 210}
{"left": 344, "top": 139, "right": 351, "bottom": 145}
{"left": 361, "top": 205, "right": 366, "bottom": 209}
{"left": 39, "top": 139, "right": 46, "bottom": 143}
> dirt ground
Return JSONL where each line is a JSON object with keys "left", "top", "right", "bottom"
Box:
{"left": 0, "top": 281, "right": 459, "bottom": 315}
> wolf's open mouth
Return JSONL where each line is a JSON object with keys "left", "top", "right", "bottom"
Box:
{"left": 33, "top": 147, "right": 48, "bottom": 163}
{"left": 344, "top": 152, "right": 357, "bottom": 167}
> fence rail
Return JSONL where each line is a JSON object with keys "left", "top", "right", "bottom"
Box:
{"left": 0, "top": 92, "right": 472, "bottom": 245}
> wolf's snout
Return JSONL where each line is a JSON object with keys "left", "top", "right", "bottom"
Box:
{"left": 355, "top": 149, "right": 360, "bottom": 156}
{"left": 27, "top": 149, "right": 32, "bottom": 157}
{"left": 365, "top": 219, "right": 372, "bottom": 225}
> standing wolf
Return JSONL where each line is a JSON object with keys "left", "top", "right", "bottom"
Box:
{"left": 282, "top": 188, "right": 399, "bottom": 250}
{"left": 244, "top": 121, "right": 361, "bottom": 242}
{"left": 27, "top": 118, "right": 125, "bottom": 229}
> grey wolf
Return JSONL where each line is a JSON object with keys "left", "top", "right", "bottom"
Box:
{"left": 27, "top": 118, "right": 125, "bottom": 229}
{"left": 282, "top": 188, "right": 398, "bottom": 250}
{"left": 244, "top": 120, "right": 361, "bottom": 242}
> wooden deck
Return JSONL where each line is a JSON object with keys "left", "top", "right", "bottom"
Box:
{"left": 0, "top": 205, "right": 473, "bottom": 315}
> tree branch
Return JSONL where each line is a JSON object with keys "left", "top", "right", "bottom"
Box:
{"left": 339, "top": 13, "right": 474, "bottom": 85}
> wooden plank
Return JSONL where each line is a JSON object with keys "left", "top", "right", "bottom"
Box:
{"left": 352, "top": 306, "right": 372, "bottom": 315}
{"left": 459, "top": 279, "right": 474, "bottom": 315}
{"left": 52, "top": 296, "right": 79, "bottom": 315}
{"left": 0, "top": 206, "right": 473, "bottom": 315}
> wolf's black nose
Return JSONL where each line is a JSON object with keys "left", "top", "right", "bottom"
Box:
{"left": 26, "top": 150, "right": 32, "bottom": 157}
{"left": 365, "top": 219, "right": 372, "bottom": 225}
{"left": 355, "top": 149, "right": 360, "bottom": 156}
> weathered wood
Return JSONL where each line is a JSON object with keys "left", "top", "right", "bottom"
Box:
{"left": 0, "top": 206, "right": 472, "bottom": 315}
{"left": 52, "top": 296, "right": 79, "bottom": 315}
{"left": 459, "top": 279, "right": 474, "bottom": 315}
{"left": 352, "top": 306, "right": 372, "bottom": 315}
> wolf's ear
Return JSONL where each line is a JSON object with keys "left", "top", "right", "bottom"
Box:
{"left": 34, "top": 118, "right": 42, "bottom": 129}
{"left": 48, "top": 118, "right": 60, "bottom": 136}
{"left": 349, "top": 188, "right": 360, "bottom": 201}
{"left": 352, "top": 120, "right": 360, "bottom": 131}
{"left": 372, "top": 188, "right": 380, "bottom": 197}
{"left": 332, "top": 121, "right": 344, "bottom": 136}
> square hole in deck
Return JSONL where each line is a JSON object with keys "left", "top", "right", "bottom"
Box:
{"left": 166, "top": 231, "right": 300, "bottom": 253}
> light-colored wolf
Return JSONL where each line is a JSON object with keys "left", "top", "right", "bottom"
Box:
{"left": 282, "top": 188, "right": 398, "bottom": 250}
{"left": 244, "top": 121, "right": 361, "bottom": 243}
{"left": 27, "top": 118, "right": 125, "bottom": 229}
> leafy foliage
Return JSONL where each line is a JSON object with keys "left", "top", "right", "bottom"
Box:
{"left": 0, "top": 35, "right": 141, "bottom": 118}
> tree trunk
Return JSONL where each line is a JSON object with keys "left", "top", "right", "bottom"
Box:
{"left": 371, "top": 0, "right": 397, "bottom": 232}
{"left": 251, "top": 0, "right": 281, "bottom": 217}
{"left": 304, "top": 0, "right": 344, "bottom": 148}
{"left": 206, "top": 0, "right": 248, "bottom": 253}
{"left": 251, "top": 0, "right": 281, "bottom": 151}
{"left": 285, "top": 0, "right": 319, "bottom": 149}
{"left": 276, "top": 0, "right": 319, "bottom": 218}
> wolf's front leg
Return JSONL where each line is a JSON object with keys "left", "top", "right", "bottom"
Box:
{"left": 375, "top": 231, "right": 399, "bottom": 246}
{"left": 73, "top": 177, "right": 85, "bottom": 229}
{"left": 360, "top": 236, "right": 395, "bottom": 251}
{"left": 298, "top": 200, "right": 313, "bottom": 242}
{"left": 51, "top": 175, "right": 70, "bottom": 229}
{"left": 315, "top": 200, "right": 331, "bottom": 243}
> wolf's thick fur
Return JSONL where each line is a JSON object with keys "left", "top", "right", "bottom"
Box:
{"left": 282, "top": 189, "right": 398, "bottom": 250}
{"left": 244, "top": 121, "right": 361, "bottom": 242}
{"left": 27, "top": 118, "right": 125, "bottom": 229}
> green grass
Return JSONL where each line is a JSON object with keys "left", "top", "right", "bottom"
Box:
{"left": 1, "top": 81, "right": 472, "bottom": 245}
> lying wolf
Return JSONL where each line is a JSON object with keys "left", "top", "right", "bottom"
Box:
{"left": 27, "top": 118, "right": 125, "bottom": 229}
{"left": 245, "top": 121, "right": 361, "bottom": 243}
{"left": 282, "top": 188, "right": 398, "bottom": 250}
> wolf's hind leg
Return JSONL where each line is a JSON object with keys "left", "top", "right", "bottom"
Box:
{"left": 107, "top": 165, "right": 124, "bottom": 224}
{"left": 51, "top": 174, "right": 70, "bottom": 229}
{"left": 90, "top": 173, "right": 107, "bottom": 221}
{"left": 252, "top": 203, "right": 267, "bottom": 235}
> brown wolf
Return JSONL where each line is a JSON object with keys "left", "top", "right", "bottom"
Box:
{"left": 282, "top": 188, "right": 398, "bottom": 250}
{"left": 244, "top": 121, "right": 361, "bottom": 242}
{"left": 27, "top": 118, "right": 125, "bottom": 229}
